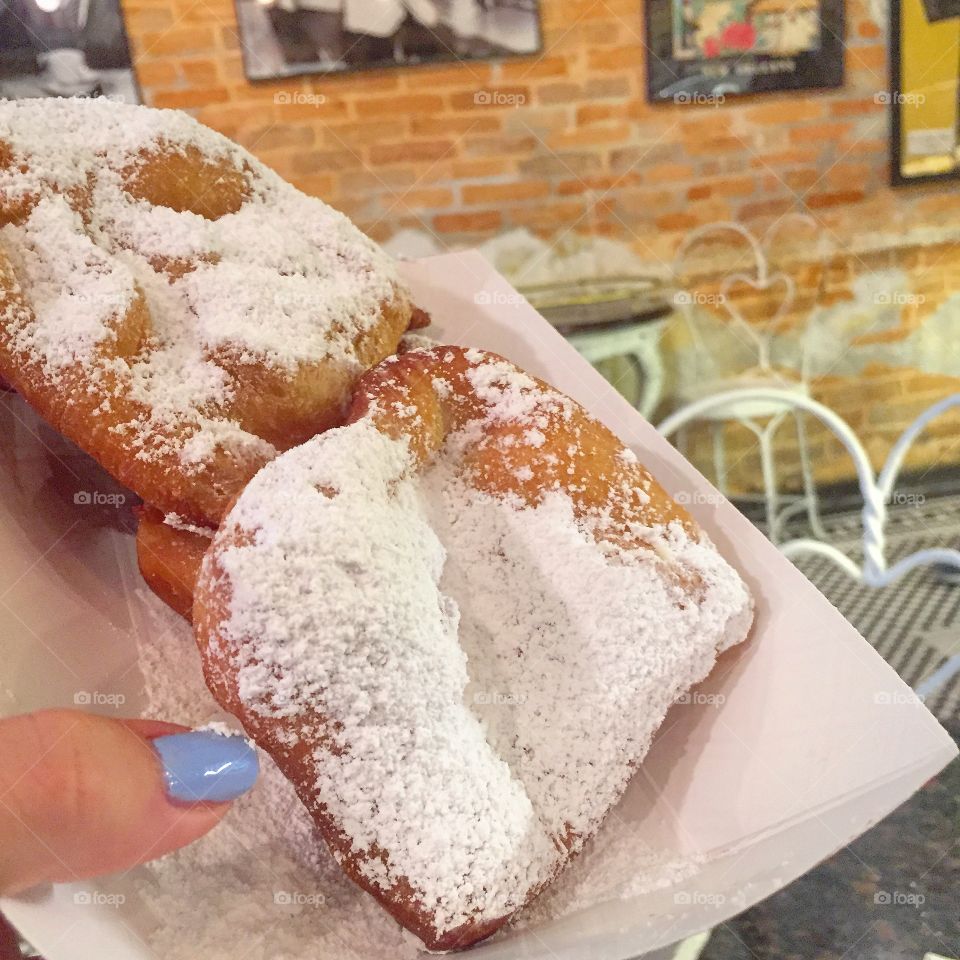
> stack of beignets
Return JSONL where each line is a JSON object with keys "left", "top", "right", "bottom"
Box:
{"left": 0, "top": 99, "right": 755, "bottom": 955}
{"left": 0, "top": 97, "right": 423, "bottom": 529}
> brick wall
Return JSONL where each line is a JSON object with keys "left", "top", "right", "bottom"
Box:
{"left": 125, "top": 0, "right": 960, "bottom": 495}
{"left": 662, "top": 236, "right": 960, "bottom": 494}
{"left": 126, "top": 0, "right": 959, "bottom": 269}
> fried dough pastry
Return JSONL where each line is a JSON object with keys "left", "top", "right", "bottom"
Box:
{"left": 0, "top": 98, "right": 423, "bottom": 526}
{"left": 136, "top": 506, "right": 211, "bottom": 622}
{"left": 193, "top": 346, "right": 754, "bottom": 950}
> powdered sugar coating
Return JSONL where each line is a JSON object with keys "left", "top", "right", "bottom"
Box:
{"left": 202, "top": 355, "right": 753, "bottom": 939}
{"left": 0, "top": 98, "right": 411, "bottom": 517}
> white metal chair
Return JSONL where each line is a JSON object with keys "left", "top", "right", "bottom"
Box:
{"left": 670, "top": 217, "right": 830, "bottom": 543}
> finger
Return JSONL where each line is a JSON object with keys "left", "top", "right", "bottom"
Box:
{"left": 0, "top": 710, "right": 258, "bottom": 896}
{"left": 0, "top": 914, "right": 22, "bottom": 960}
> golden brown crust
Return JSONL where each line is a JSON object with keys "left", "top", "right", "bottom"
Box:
{"left": 0, "top": 102, "right": 423, "bottom": 527}
{"left": 135, "top": 507, "right": 212, "bottom": 623}
{"left": 192, "top": 346, "right": 705, "bottom": 951}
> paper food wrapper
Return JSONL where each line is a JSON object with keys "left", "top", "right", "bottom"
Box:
{"left": 0, "top": 251, "right": 955, "bottom": 960}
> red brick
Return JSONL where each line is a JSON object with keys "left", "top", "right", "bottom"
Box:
{"left": 411, "top": 115, "right": 500, "bottom": 136}
{"left": 369, "top": 140, "right": 455, "bottom": 164}
{"left": 462, "top": 181, "right": 550, "bottom": 204}
{"left": 806, "top": 189, "right": 867, "bottom": 208}
{"left": 745, "top": 100, "right": 824, "bottom": 124}
{"left": 406, "top": 64, "right": 491, "bottom": 88}
{"left": 433, "top": 210, "right": 503, "bottom": 233}
{"left": 151, "top": 87, "right": 229, "bottom": 109}
{"left": 387, "top": 188, "right": 456, "bottom": 211}
{"left": 586, "top": 45, "right": 645, "bottom": 71}
{"left": 138, "top": 28, "right": 216, "bottom": 56}
{"left": 789, "top": 121, "right": 853, "bottom": 143}
{"left": 464, "top": 135, "right": 537, "bottom": 156}
{"left": 499, "top": 57, "right": 569, "bottom": 81}
{"left": 136, "top": 60, "right": 177, "bottom": 87}
{"left": 355, "top": 95, "right": 444, "bottom": 117}
{"left": 643, "top": 162, "right": 696, "bottom": 184}
{"left": 547, "top": 124, "right": 631, "bottom": 148}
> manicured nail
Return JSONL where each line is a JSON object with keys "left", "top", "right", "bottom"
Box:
{"left": 152, "top": 731, "right": 259, "bottom": 804}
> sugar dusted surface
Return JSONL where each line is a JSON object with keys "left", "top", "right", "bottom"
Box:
{"left": 0, "top": 97, "right": 405, "bottom": 474}
{"left": 208, "top": 357, "right": 752, "bottom": 938}
{"left": 134, "top": 578, "right": 708, "bottom": 960}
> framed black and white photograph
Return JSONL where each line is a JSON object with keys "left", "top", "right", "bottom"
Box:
{"left": 645, "top": 0, "right": 844, "bottom": 103}
{"left": 235, "top": 0, "right": 543, "bottom": 82}
{"left": 0, "top": 0, "right": 139, "bottom": 102}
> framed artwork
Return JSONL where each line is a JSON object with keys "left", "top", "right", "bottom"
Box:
{"left": 890, "top": 0, "right": 960, "bottom": 185}
{"left": 645, "top": 0, "right": 844, "bottom": 102}
{"left": 236, "top": 0, "right": 543, "bottom": 82}
{"left": 0, "top": 0, "right": 139, "bottom": 102}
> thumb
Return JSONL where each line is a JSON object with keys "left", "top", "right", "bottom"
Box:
{"left": 0, "top": 710, "right": 258, "bottom": 895}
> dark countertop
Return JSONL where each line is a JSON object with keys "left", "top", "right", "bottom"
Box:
{"left": 701, "top": 721, "right": 960, "bottom": 960}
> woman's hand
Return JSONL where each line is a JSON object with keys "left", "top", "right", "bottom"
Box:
{"left": 0, "top": 709, "right": 258, "bottom": 895}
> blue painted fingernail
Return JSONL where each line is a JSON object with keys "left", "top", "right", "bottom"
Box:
{"left": 152, "top": 731, "right": 259, "bottom": 804}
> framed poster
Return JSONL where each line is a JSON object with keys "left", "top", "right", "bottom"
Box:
{"left": 236, "top": 0, "right": 543, "bottom": 82}
{"left": 645, "top": 0, "right": 844, "bottom": 102}
{"left": 890, "top": 0, "right": 960, "bottom": 185}
{"left": 0, "top": 0, "right": 139, "bottom": 102}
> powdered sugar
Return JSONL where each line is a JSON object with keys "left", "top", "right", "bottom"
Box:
{"left": 206, "top": 357, "right": 752, "bottom": 938}
{"left": 0, "top": 97, "right": 407, "bottom": 486}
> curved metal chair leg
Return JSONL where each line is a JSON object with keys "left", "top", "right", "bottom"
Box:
{"left": 792, "top": 408, "right": 828, "bottom": 541}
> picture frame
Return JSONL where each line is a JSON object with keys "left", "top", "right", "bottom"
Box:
{"left": 235, "top": 0, "right": 543, "bottom": 83}
{"left": 890, "top": 0, "right": 960, "bottom": 186}
{"left": 0, "top": 0, "right": 140, "bottom": 103}
{"left": 645, "top": 0, "right": 844, "bottom": 103}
